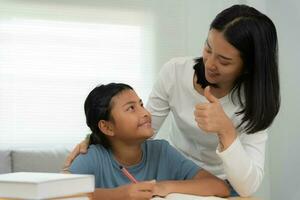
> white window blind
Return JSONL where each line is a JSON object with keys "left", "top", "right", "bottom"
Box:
{"left": 0, "top": 2, "right": 155, "bottom": 148}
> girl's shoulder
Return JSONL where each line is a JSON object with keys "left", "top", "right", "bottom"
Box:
{"left": 86, "top": 144, "right": 110, "bottom": 158}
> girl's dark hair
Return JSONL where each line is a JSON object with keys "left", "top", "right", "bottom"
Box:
{"left": 194, "top": 4, "right": 280, "bottom": 134}
{"left": 84, "top": 83, "right": 133, "bottom": 148}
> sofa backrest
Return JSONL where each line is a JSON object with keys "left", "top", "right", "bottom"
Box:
{"left": 0, "top": 150, "right": 11, "bottom": 174}
{"left": 0, "top": 148, "right": 70, "bottom": 174}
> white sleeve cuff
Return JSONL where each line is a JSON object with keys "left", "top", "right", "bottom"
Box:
{"left": 215, "top": 136, "right": 251, "bottom": 176}
{"left": 215, "top": 134, "right": 266, "bottom": 197}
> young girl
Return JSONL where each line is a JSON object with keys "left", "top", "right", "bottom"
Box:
{"left": 68, "top": 83, "right": 229, "bottom": 199}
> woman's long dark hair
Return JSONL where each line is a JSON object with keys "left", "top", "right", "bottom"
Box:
{"left": 194, "top": 5, "right": 280, "bottom": 134}
{"left": 84, "top": 83, "right": 133, "bottom": 148}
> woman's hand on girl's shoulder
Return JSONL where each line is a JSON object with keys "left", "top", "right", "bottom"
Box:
{"left": 63, "top": 138, "right": 89, "bottom": 171}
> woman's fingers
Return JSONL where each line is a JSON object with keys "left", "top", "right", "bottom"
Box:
{"left": 63, "top": 139, "right": 88, "bottom": 170}
{"left": 79, "top": 139, "right": 89, "bottom": 153}
{"left": 63, "top": 144, "right": 80, "bottom": 171}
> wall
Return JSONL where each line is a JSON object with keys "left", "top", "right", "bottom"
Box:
{"left": 265, "top": 1, "right": 300, "bottom": 200}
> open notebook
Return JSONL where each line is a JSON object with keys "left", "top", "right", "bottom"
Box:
{"left": 151, "top": 193, "right": 227, "bottom": 200}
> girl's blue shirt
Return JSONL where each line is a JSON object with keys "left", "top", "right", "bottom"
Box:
{"left": 69, "top": 139, "right": 200, "bottom": 188}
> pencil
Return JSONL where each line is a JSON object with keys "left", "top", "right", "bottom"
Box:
{"left": 119, "top": 165, "right": 138, "bottom": 183}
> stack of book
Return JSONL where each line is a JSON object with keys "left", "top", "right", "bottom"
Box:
{"left": 0, "top": 172, "right": 94, "bottom": 200}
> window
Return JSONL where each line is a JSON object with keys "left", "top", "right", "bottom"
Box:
{"left": 0, "top": 3, "right": 154, "bottom": 147}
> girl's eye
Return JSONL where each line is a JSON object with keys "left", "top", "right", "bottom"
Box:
{"left": 127, "top": 105, "right": 135, "bottom": 111}
{"left": 140, "top": 103, "right": 144, "bottom": 107}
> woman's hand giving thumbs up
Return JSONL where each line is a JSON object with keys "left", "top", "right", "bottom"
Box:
{"left": 194, "top": 86, "right": 237, "bottom": 151}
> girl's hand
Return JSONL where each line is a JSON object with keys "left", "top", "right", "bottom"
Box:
{"left": 194, "top": 86, "right": 234, "bottom": 135}
{"left": 118, "top": 181, "right": 155, "bottom": 200}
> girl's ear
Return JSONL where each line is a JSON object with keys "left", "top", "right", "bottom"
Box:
{"left": 98, "top": 120, "right": 114, "bottom": 136}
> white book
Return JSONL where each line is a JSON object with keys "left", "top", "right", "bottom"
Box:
{"left": 0, "top": 172, "right": 94, "bottom": 199}
{"left": 151, "top": 193, "right": 227, "bottom": 200}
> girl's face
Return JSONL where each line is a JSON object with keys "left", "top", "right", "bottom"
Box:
{"left": 109, "top": 89, "right": 153, "bottom": 143}
{"left": 202, "top": 29, "right": 244, "bottom": 90}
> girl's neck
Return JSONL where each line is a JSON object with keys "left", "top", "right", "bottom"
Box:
{"left": 111, "top": 143, "right": 143, "bottom": 167}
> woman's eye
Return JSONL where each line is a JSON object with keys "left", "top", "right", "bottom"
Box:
{"left": 205, "top": 47, "right": 212, "bottom": 54}
{"left": 220, "top": 61, "right": 230, "bottom": 66}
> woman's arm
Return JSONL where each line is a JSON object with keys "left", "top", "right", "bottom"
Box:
{"left": 146, "top": 59, "right": 176, "bottom": 135}
{"left": 217, "top": 131, "right": 267, "bottom": 197}
{"left": 155, "top": 141, "right": 230, "bottom": 197}
{"left": 153, "top": 170, "right": 230, "bottom": 198}
{"left": 194, "top": 86, "right": 267, "bottom": 197}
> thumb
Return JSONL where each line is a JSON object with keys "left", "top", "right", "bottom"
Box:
{"left": 204, "top": 86, "right": 218, "bottom": 103}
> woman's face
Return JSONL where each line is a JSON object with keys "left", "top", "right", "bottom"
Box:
{"left": 202, "top": 29, "right": 243, "bottom": 90}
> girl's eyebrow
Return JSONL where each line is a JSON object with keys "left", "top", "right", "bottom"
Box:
{"left": 122, "top": 99, "right": 142, "bottom": 107}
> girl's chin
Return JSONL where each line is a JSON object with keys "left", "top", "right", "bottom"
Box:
{"left": 139, "top": 129, "right": 154, "bottom": 137}
{"left": 146, "top": 131, "right": 154, "bottom": 138}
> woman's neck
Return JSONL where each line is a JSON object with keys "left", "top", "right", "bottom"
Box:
{"left": 111, "top": 142, "right": 143, "bottom": 167}
{"left": 193, "top": 73, "right": 232, "bottom": 98}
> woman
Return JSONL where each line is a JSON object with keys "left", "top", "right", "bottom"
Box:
{"left": 65, "top": 5, "right": 280, "bottom": 197}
